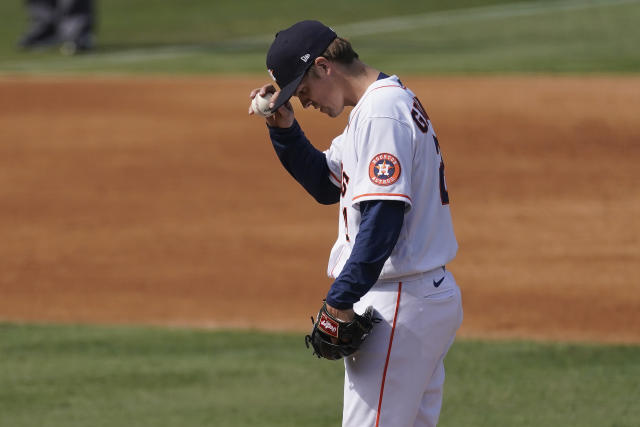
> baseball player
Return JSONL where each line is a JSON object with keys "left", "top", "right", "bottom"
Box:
{"left": 249, "top": 20, "right": 463, "bottom": 427}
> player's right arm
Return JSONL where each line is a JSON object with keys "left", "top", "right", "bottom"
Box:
{"left": 250, "top": 84, "right": 340, "bottom": 205}
{"left": 268, "top": 120, "right": 340, "bottom": 205}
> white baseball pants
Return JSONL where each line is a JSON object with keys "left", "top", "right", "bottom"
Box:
{"left": 342, "top": 268, "right": 463, "bottom": 427}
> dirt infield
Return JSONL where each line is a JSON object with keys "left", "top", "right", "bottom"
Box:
{"left": 0, "top": 75, "right": 638, "bottom": 343}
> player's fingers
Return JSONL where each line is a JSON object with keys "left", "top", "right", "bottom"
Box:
{"left": 269, "top": 90, "right": 285, "bottom": 110}
{"left": 249, "top": 87, "right": 263, "bottom": 99}
{"left": 272, "top": 99, "right": 293, "bottom": 117}
{"left": 250, "top": 83, "right": 275, "bottom": 99}
{"left": 273, "top": 97, "right": 294, "bottom": 115}
{"left": 259, "top": 83, "right": 277, "bottom": 97}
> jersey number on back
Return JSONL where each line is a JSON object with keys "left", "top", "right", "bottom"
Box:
{"left": 411, "top": 97, "right": 450, "bottom": 205}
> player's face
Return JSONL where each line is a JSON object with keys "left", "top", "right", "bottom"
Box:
{"left": 294, "top": 65, "right": 344, "bottom": 118}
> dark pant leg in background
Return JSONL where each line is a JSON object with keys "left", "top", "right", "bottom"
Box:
{"left": 19, "top": 0, "right": 58, "bottom": 47}
{"left": 58, "top": 0, "right": 95, "bottom": 52}
{"left": 19, "top": 0, "right": 95, "bottom": 52}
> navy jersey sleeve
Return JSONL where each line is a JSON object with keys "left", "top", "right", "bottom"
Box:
{"left": 326, "top": 200, "right": 404, "bottom": 309}
{"left": 268, "top": 120, "right": 340, "bottom": 205}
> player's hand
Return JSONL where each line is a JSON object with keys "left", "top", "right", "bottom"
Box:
{"left": 248, "top": 84, "right": 295, "bottom": 128}
{"left": 326, "top": 303, "right": 355, "bottom": 323}
{"left": 325, "top": 303, "right": 355, "bottom": 344}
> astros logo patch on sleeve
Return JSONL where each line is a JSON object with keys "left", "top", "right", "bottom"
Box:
{"left": 369, "top": 153, "right": 401, "bottom": 186}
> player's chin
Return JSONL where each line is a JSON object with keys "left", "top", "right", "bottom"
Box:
{"left": 323, "top": 106, "right": 342, "bottom": 118}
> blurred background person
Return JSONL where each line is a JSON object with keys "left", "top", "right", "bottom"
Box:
{"left": 18, "top": 0, "right": 95, "bottom": 54}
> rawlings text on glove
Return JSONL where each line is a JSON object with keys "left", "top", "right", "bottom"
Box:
{"left": 305, "top": 302, "right": 377, "bottom": 360}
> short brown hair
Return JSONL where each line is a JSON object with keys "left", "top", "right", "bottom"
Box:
{"left": 306, "top": 37, "right": 360, "bottom": 79}
{"left": 321, "top": 37, "right": 359, "bottom": 64}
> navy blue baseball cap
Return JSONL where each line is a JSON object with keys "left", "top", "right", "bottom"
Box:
{"left": 266, "top": 20, "right": 337, "bottom": 112}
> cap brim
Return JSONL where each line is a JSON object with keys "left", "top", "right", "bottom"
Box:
{"left": 269, "top": 71, "right": 307, "bottom": 114}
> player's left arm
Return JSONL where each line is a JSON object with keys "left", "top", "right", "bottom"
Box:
{"left": 326, "top": 113, "right": 414, "bottom": 318}
{"left": 325, "top": 199, "right": 404, "bottom": 315}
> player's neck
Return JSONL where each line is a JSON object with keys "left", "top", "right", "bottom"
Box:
{"left": 340, "top": 61, "right": 380, "bottom": 107}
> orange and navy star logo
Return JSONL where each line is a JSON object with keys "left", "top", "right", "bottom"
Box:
{"left": 369, "top": 153, "right": 401, "bottom": 186}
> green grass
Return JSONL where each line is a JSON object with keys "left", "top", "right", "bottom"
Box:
{"left": 0, "top": 0, "right": 638, "bottom": 74}
{"left": 354, "top": 0, "right": 640, "bottom": 73}
{"left": 1, "top": 323, "right": 639, "bottom": 427}
{"left": 0, "top": 323, "right": 343, "bottom": 427}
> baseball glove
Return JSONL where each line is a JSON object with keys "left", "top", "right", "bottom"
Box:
{"left": 305, "top": 301, "right": 377, "bottom": 360}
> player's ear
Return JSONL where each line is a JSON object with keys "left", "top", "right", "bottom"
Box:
{"left": 314, "top": 57, "right": 331, "bottom": 76}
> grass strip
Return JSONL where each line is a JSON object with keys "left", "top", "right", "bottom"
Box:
{"left": 1, "top": 323, "right": 638, "bottom": 426}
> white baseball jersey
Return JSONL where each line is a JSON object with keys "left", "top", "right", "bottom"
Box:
{"left": 324, "top": 75, "right": 458, "bottom": 280}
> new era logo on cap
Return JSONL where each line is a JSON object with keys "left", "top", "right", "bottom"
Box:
{"left": 300, "top": 53, "right": 311, "bottom": 62}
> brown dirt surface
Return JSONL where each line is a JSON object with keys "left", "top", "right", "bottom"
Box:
{"left": 1, "top": 75, "right": 638, "bottom": 344}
